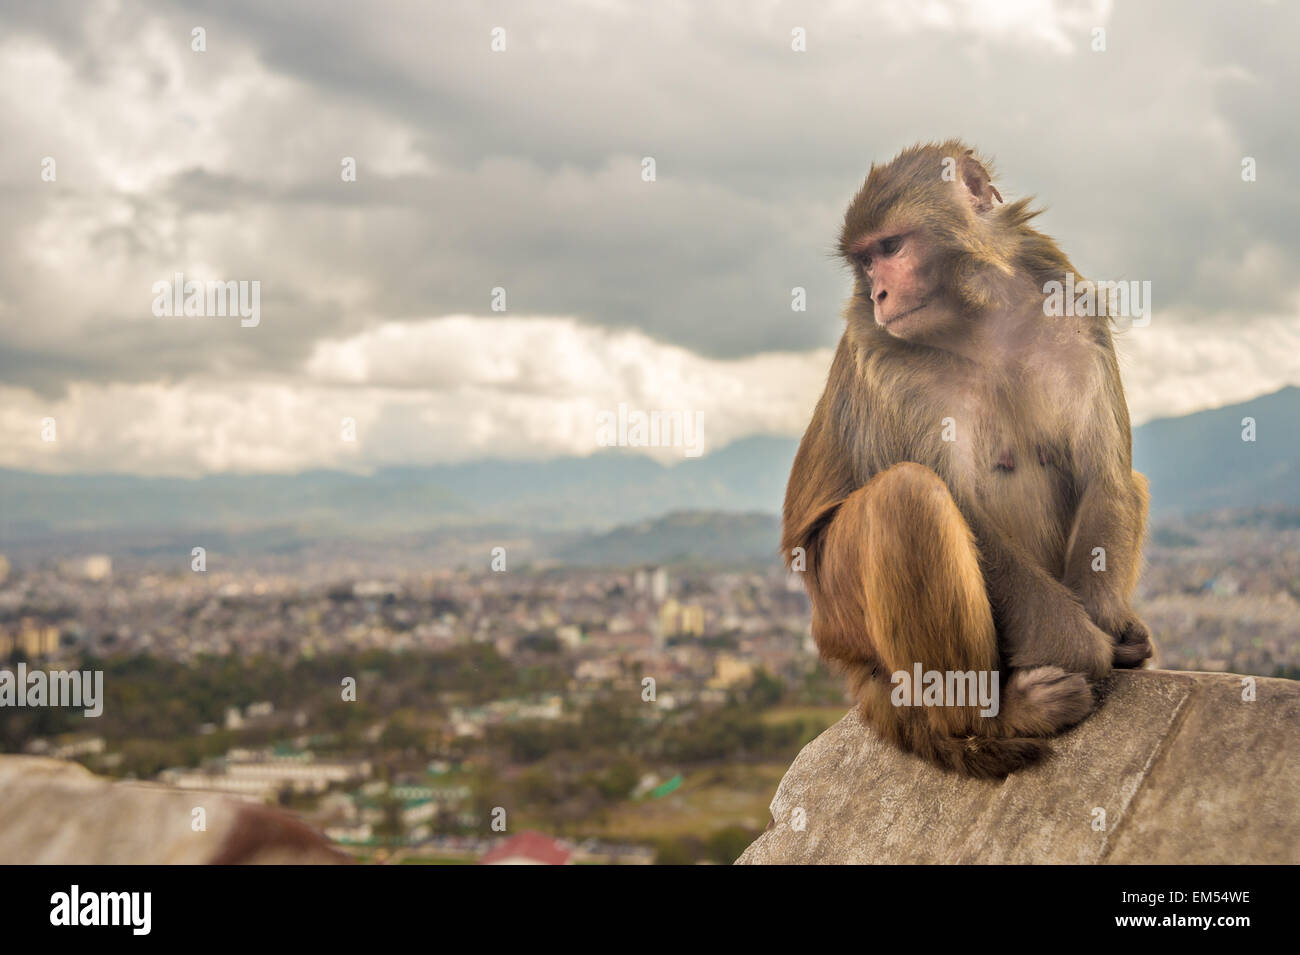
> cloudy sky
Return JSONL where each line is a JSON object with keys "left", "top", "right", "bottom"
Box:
{"left": 1, "top": 0, "right": 1296, "bottom": 476}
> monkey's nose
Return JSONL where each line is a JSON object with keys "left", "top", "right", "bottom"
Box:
{"left": 873, "top": 288, "right": 888, "bottom": 304}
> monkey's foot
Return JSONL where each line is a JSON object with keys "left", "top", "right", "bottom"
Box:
{"left": 1003, "top": 666, "right": 1094, "bottom": 735}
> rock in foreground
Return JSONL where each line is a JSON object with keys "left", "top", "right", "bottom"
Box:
{"left": 738, "top": 669, "right": 1299, "bottom": 864}
{"left": 0, "top": 756, "right": 349, "bottom": 864}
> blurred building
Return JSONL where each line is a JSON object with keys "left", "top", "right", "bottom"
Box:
{"left": 0, "top": 619, "right": 60, "bottom": 659}
{"left": 657, "top": 598, "right": 705, "bottom": 637}
{"left": 161, "top": 751, "right": 372, "bottom": 800}
{"left": 634, "top": 566, "right": 668, "bottom": 603}
{"left": 479, "top": 830, "right": 571, "bottom": 865}
{"left": 709, "top": 653, "right": 755, "bottom": 689}
{"left": 51, "top": 555, "right": 113, "bottom": 582}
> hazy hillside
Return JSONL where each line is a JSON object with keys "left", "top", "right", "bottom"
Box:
{"left": 0, "top": 436, "right": 798, "bottom": 541}
{"left": 553, "top": 511, "right": 781, "bottom": 566}
{"left": 1131, "top": 385, "right": 1299, "bottom": 516}
{"left": 2, "top": 386, "right": 1296, "bottom": 551}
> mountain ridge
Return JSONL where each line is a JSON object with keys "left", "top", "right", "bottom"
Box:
{"left": 2, "top": 387, "right": 1295, "bottom": 549}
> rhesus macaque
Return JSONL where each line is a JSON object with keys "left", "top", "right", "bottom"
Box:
{"left": 784, "top": 140, "right": 1152, "bottom": 778}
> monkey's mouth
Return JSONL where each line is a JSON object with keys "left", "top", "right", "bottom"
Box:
{"left": 879, "top": 299, "right": 930, "bottom": 327}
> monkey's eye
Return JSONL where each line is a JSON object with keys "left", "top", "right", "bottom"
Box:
{"left": 880, "top": 235, "right": 902, "bottom": 255}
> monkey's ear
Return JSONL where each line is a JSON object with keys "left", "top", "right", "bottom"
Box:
{"left": 959, "top": 150, "right": 1003, "bottom": 214}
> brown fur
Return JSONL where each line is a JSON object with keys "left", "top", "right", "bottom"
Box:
{"left": 207, "top": 803, "right": 352, "bottom": 865}
{"left": 785, "top": 141, "right": 1152, "bottom": 778}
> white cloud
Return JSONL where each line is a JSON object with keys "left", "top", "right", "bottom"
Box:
{"left": 1115, "top": 303, "right": 1300, "bottom": 424}
{"left": 873, "top": 0, "right": 1113, "bottom": 54}
{"left": 0, "top": 16, "right": 431, "bottom": 193}
{"left": 4, "top": 304, "right": 1297, "bottom": 476}
{"left": 1, "top": 316, "right": 830, "bottom": 475}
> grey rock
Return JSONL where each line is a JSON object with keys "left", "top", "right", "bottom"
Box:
{"left": 737, "top": 669, "right": 1299, "bottom": 864}
{"left": 0, "top": 756, "right": 349, "bottom": 864}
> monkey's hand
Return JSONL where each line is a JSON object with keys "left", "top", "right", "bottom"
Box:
{"left": 1005, "top": 600, "right": 1115, "bottom": 683}
{"left": 1099, "top": 609, "right": 1154, "bottom": 669}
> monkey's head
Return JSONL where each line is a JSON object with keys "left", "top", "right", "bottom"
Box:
{"left": 839, "top": 140, "right": 1025, "bottom": 344}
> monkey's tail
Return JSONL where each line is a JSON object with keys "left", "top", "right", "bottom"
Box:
{"left": 856, "top": 683, "right": 1055, "bottom": 779}
{"left": 855, "top": 665, "right": 1092, "bottom": 779}
{"left": 920, "top": 733, "right": 1053, "bottom": 780}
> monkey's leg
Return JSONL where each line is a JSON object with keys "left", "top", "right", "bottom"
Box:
{"left": 967, "top": 507, "right": 1116, "bottom": 681}
{"left": 1063, "top": 470, "right": 1153, "bottom": 668}
{"left": 809, "top": 463, "right": 1091, "bottom": 777}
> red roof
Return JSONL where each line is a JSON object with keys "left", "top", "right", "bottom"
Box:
{"left": 479, "top": 830, "right": 572, "bottom": 865}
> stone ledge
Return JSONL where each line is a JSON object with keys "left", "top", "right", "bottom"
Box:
{"left": 0, "top": 755, "right": 349, "bottom": 864}
{"left": 737, "top": 669, "right": 1299, "bottom": 865}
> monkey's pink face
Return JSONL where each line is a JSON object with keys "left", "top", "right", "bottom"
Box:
{"left": 850, "top": 230, "right": 941, "bottom": 338}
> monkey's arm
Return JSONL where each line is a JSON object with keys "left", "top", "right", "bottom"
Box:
{"left": 781, "top": 414, "right": 857, "bottom": 567}
{"left": 967, "top": 508, "right": 1114, "bottom": 680}
{"left": 781, "top": 340, "right": 863, "bottom": 564}
{"left": 1060, "top": 349, "right": 1153, "bottom": 667}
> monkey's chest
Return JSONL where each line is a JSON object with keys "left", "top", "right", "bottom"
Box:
{"left": 941, "top": 396, "right": 1074, "bottom": 572}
